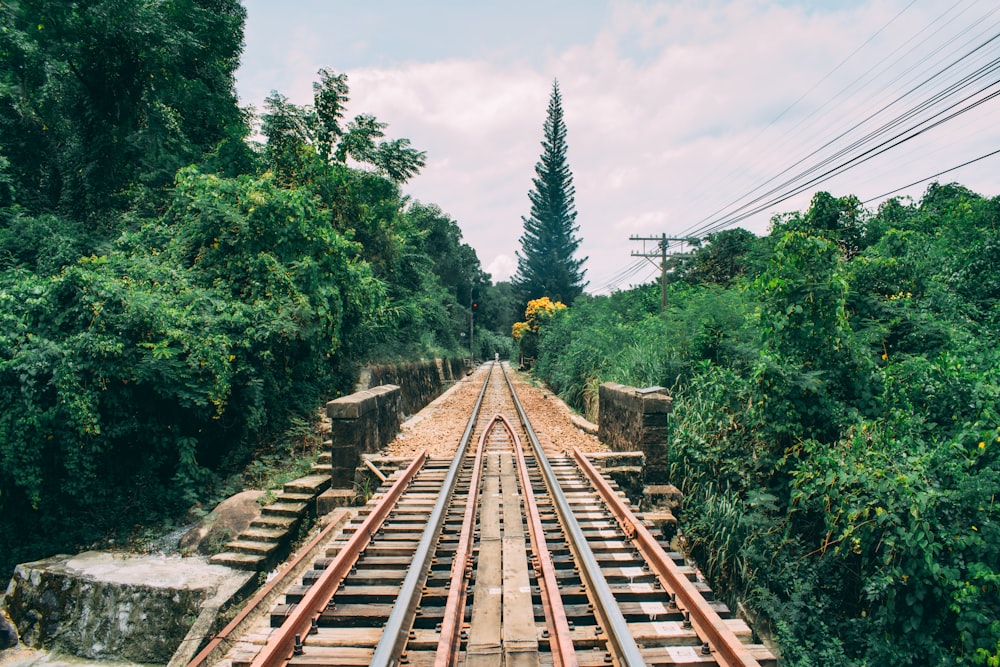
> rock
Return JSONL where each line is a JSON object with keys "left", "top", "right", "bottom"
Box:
{"left": 179, "top": 490, "right": 265, "bottom": 555}
{"left": 2, "top": 551, "right": 252, "bottom": 664}
{"left": 0, "top": 608, "right": 18, "bottom": 649}
{"left": 570, "top": 413, "right": 599, "bottom": 435}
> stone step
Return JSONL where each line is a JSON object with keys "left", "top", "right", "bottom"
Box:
{"left": 262, "top": 501, "right": 308, "bottom": 517}
{"left": 210, "top": 552, "right": 267, "bottom": 571}
{"left": 585, "top": 451, "right": 646, "bottom": 468}
{"left": 225, "top": 539, "right": 281, "bottom": 557}
{"left": 316, "top": 450, "right": 332, "bottom": 465}
{"left": 277, "top": 491, "right": 315, "bottom": 504}
{"left": 241, "top": 526, "right": 288, "bottom": 543}
{"left": 641, "top": 510, "right": 678, "bottom": 538}
{"left": 317, "top": 488, "right": 357, "bottom": 515}
{"left": 251, "top": 514, "right": 299, "bottom": 531}
{"left": 284, "top": 474, "right": 331, "bottom": 495}
{"left": 311, "top": 463, "right": 333, "bottom": 475}
{"left": 644, "top": 484, "right": 683, "bottom": 509}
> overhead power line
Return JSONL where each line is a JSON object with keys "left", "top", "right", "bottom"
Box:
{"left": 682, "top": 26, "right": 1000, "bottom": 238}
{"left": 669, "top": 4, "right": 1000, "bottom": 244}
{"left": 861, "top": 145, "right": 1000, "bottom": 203}
{"left": 590, "top": 259, "right": 649, "bottom": 295}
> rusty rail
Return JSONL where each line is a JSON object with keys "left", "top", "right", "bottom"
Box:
{"left": 248, "top": 451, "right": 428, "bottom": 667}
{"left": 506, "top": 414, "right": 578, "bottom": 667}
{"left": 572, "top": 447, "right": 763, "bottom": 667}
{"left": 186, "top": 509, "right": 351, "bottom": 667}
{"left": 500, "top": 364, "right": 646, "bottom": 667}
{"left": 433, "top": 414, "right": 490, "bottom": 666}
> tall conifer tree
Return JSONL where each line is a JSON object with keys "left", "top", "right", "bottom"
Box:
{"left": 514, "top": 80, "right": 587, "bottom": 305}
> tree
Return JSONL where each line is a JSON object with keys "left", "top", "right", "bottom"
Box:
{"left": 260, "top": 69, "right": 425, "bottom": 185}
{"left": 682, "top": 227, "right": 758, "bottom": 286}
{"left": 0, "top": 0, "right": 246, "bottom": 222}
{"left": 514, "top": 80, "right": 587, "bottom": 306}
{"left": 773, "top": 191, "right": 868, "bottom": 259}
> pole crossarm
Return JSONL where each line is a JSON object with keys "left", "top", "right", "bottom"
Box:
{"left": 628, "top": 234, "right": 700, "bottom": 310}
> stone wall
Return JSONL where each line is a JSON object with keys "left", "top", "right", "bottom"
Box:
{"left": 357, "top": 358, "right": 465, "bottom": 416}
{"left": 326, "top": 384, "right": 402, "bottom": 486}
{"left": 325, "top": 359, "right": 465, "bottom": 489}
{"left": 597, "top": 383, "right": 673, "bottom": 483}
{"left": 2, "top": 552, "right": 251, "bottom": 664}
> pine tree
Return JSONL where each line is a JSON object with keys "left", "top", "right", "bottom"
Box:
{"left": 514, "top": 80, "right": 587, "bottom": 305}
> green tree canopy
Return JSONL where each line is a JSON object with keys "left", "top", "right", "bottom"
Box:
{"left": 0, "top": 0, "right": 246, "bottom": 223}
{"left": 529, "top": 181, "right": 1000, "bottom": 665}
{"left": 260, "top": 70, "right": 426, "bottom": 185}
{"left": 514, "top": 80, "right": 587, "bottom": 306}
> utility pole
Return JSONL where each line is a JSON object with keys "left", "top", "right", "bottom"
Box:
{"left": 629, "top": 234, "right": 698, "bottom": 311}
{"left": 469, "top": 286, "right": 475, "bottom": 363}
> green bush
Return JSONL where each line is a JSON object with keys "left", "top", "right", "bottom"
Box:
{"left": 0, "top": 169, "right": 378, "bottom": 575}
{"left": 533, "top": 187, "right": 1000, "bottom": 664}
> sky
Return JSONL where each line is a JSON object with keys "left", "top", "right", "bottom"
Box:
{"left": 235, "top": 0, "right": 1000, "bottom": 292}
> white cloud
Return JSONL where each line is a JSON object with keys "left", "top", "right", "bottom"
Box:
{"left": 236, "top": 1, "right": 1000, "bottom": 293}
{"left": 485, "top": 253, "right": 518, "bottom": 282}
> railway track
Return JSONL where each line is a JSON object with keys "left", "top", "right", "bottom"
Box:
{"left": 194, "top": 362, "right": 775, "bottom": 667}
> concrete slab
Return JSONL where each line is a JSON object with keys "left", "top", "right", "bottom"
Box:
{"left": 2, "top": 552, "right": 253, "bottom": 665}
{"left": 467, "top": 454, "right": 502, "bottom": 665}
{"left": 500, "top": 453, "right": 538, "bottom": 663}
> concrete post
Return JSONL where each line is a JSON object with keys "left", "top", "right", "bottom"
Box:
{"left": 325, "top": 384, "right": 402, "bottom": 487}
{"left": 597, "top": 383, "right": 673, "bottom": 483}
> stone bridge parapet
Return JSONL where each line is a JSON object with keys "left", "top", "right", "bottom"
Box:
{"left": 326, "top": 384, "right": 402, "bottom": 487}
{"left": 597, "top": 382, "right": 673, "bottom": 484}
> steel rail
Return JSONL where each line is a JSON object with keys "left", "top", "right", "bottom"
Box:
{"left": 186, "top": 509, "right": 351, "bottom": 667}
{"left": 369, "top": 361, "right": 495, "bottom": 667}
{"left": 505, "top": 413, "right": 578, "bottom": 667}
{"left": 500, "top": 365, "right": 647, "bottom": 667}
{"left": 433, "top": 413, "right": 491, "bottom": 666}
{"left": 248, "top": 450, "right": 428, "bottom": 667}
{"left": 572, "top": 447, "right": 763, "bottom": 667}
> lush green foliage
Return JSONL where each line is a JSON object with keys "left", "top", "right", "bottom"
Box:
{"left": 0, "top": 169, "right": 379, "bottom": 570}
{"left": 0, "top": 0, "right": 247, "bottom": 224}
{"left": 513, "top": 80, "right": 587, "bottom": 306}
{"left": 0, "top": 7, "right": 509, "bottom": 580}
{"left": 534, "top": 187, "right": 1000, "bottom": 665}
{"left": 260, "top": 70, "right": 425, "bottom": 185}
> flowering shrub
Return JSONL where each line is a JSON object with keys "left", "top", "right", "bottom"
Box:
{"left": 511, "top": 321, "right": 530, "bottom": 341}
{"left": 512, "top": 296, "right": 566, "bottom": 364}
{"left": 524, "top": 296, "right": 566, "bottom": 325}
{"left": 512, "top": 296, "right": 566, "bottom": 337}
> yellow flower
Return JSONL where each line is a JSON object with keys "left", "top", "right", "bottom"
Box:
{"left": 881, "top": 353, "right": 888, "bottom": 360}
{"left": 511, "top": 321, "right": 530, "bottom": 341}
{"left": 979, "top": 441, "right": 986, "bottom": 449}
